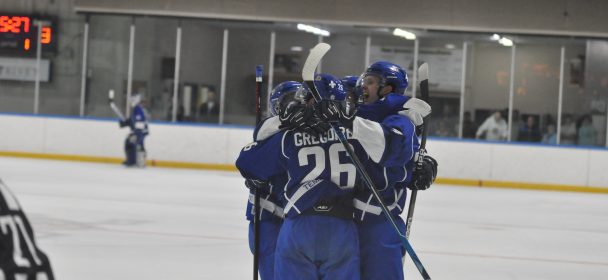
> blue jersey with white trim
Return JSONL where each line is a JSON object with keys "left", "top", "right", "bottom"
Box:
{"left": 244, "top": 118, "right": 287, "bottom": 222}
{"left": 130, "top": 105, "right": 149, "bottom": 136}
{"left": 353, "top": 95, "right": 420, "bottom": 223}
{"left": 245, "top": 173, "right": 287, "bottom": 222}
{"left": 237, "top": 127, "right": 364, "bottom": 218}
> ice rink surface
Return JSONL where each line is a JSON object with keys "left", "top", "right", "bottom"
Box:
{"left": 1, "top": 156, "right": 607, "bottom": 280}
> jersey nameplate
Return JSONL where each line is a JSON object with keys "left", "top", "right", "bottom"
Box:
{"left": 294, "top": 127, "right": 353, "bottom": 147}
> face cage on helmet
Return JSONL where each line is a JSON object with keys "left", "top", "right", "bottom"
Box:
{"left": 274, "top": 90, "right": 304, "bottom": 116}
{"left": 354, "top": 72, "right": 388, "bottom": 102}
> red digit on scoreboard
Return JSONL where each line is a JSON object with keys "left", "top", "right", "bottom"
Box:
{"left": 0, "top": 16, "right": 8, "bottom": 33}
{"left": 21, "top": 16, "right": 30, "bottom": 32}
{"left": 41, "top": 27, "right": 51, "bottom": 44}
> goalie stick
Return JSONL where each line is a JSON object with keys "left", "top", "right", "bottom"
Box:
{"left": 108, "top": 89, "right": 126, "bottom": 120}
{"left": 252, "top": 65, "right": 263, "bottom": 280}
{"left": 302, "top": 43, "right": 431, "bottom": 280}
{"left": 405, "top": 63, "right": 430, "bottom": 260}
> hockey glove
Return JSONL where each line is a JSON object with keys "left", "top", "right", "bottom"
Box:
{"left": 279, "top": 103, "right": 312, "bottom": 130}
{"left": 315, "top": 100, "right": 356, "bottom": 130}
{"left": 119, "top": 119, "right": 129, "bottom": 128}
{"left": 304, "top": 115, "right": 333, "bottom": 136}
{"left": 245, "top": 179, "right": 269, "bottom": 190}
{"left": 407, "top": 150, "right": 438, "bottom": 191}
{"left": 399, "top": 98, "right": 431, "bottom": 126}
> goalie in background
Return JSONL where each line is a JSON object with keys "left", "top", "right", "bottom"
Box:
{"left": 119, "top": 94, "right": 149, "bottom": 167}
{"left": 0, "top": 179, "right": 54, "bottom": 280}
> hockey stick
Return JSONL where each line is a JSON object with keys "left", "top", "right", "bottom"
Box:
{"left": 108, "top": 89, "right": 126, "bottom": 120}
{"left": 302, "top": 43, "right": 431, "bottom": 280}
{"left": 405, "top": 63, "right": 430, "bottom": 240}
{"left": 252, "top": 65, "right": 263, "bottom": 280}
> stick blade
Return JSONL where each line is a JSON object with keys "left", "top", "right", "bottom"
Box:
{"left": 302, "top": 43, "right": 331, "bottom": 81}
{"left": 418, "top": 62, "right": 429, "bottom": 83}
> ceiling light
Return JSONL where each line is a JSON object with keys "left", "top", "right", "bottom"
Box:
{"left": 393, "top": 28, "right": 416, "bottom": 40}
{"left": 498, "top": 37, "right": 513, "bottom": 47}
{"left": 491, "top": 34, "right": 501, "bottom": 41}
{"left": 297, "top": 23, "right": 330, "bottom": 37}
{"left": 445, "top": 44, "right": 456, "bottom": 49}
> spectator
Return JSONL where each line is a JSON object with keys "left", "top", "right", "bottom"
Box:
{"left": 577, "top": 115, "right": 597, "bottom": 146}
{"left": 431, "top": 104, "right": 458, "bottom": 137}
{"left": 461, "top": 111, "right": 477, "bottom": 138}
{"left": 476, "top": 111, "right": 508, "bottom": 141}
{"left": 560, "top": 115, "right": 577, "bottom": 145}
{"left": 199, "top": 91, "right": 220, "bottom": 123}
{"left": 518, "top": 116, "right": 542, "bottom": 142}
{"left": 542, "top": 124, "right": 557, "bottom": 145}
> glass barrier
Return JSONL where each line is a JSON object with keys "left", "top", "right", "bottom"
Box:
{"left": 224, "top": 25, "right": 271, "bottom": 125}
{"left": 0, "top": 12, "right": 606, "bottom": 148}
{"left": 85, "top": 15, "right": 131, "bottom": 118}
{"left": 573, "top": 40, "right": 608, "bottom": 147}
{"left": 418, "top": 35, "right": 465, "bottom": 139}
{"left": 464, "top": 40, "right": 513, "bottom": 142}
{"left": 512, "top": 41, "right": 562, "bottom": 144}
{"left": 323, "top": 32, "right": 368, "bottom": 78}
{"left": 38, "top": 17, "right": 85, "bottom": 116}
{"left": 132, "top": 17, "right": 178, "bottom": 122}
{"left": 178, "top": 19, "right": 224, "bottom": 124}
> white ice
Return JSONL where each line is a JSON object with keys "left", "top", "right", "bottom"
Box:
{"left": 1, "top": 156, "right": 607, "bottom": 280}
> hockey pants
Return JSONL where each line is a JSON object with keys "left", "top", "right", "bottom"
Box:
{"left": 358, "top": 216, "right": 407, "bottom": 280}
{"left": 248, "top": 220, "right": 281, "bottom": 280}
{"left": 275, "top": 215, "right": 360, "bottom": 280}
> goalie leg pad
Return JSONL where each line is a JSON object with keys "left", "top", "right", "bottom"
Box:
{"left": 135, "top": 147, "right": 146, "bottom": 168}
{"left": 124, "top": 137, "right": 136, "bottom": 166}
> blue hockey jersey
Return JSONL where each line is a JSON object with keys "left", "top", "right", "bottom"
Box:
{"left": 236, "top": 114, "right": 415, "bottom": 218}
{"left": 245, "top": 119, "right": 287, "bottom": 222}
{"left": 237, "top": 127, "right": 359, "bottom": 218}
{"left": 353, "top": 94, "right": 420, "bottom": 223}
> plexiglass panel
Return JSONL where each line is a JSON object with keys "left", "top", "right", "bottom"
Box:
{"left": 85, "top": 15, "right": 130, "bottom": 118}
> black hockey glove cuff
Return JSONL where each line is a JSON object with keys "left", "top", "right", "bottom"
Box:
{"left": 245, "top": 179, "right": 269, "bottom": 191}
{"left": 278, "top": 104, "right": 313, "bottom": 131}
{"left": 338, "top": 102, "right": 356, "bottom": 130}
{"left": 407, "top": 151, "right": 438, "bottom": 191}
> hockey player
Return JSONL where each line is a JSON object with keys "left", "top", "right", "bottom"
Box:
{"left": 245, "top": 81, "right": 304, "bottom": 280}
{"left": 239, "top": 70, "right": 437, "bottom": 278}
{"left": 237, "top": 74, "right": 362, "bottom": 280}
{"left": 0, "top": 179, "right": 54, "bottom": 280}
{"left": 119, "top": 94, "right": 149, "bottom": 167}
{"left": 353, "top": 61, "right": 437, "bottom": 280}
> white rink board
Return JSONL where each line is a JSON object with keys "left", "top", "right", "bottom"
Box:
{"left": 1, "top": 114, "right": 607, "bottom": 188}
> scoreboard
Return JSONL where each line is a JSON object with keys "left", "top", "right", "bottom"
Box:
{"left": 0, "top": 14, "right": 56, "bottom": 54}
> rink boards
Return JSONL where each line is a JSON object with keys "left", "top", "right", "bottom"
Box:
{"left": 2, "top": 113, "right": 607, "bottom": 192}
